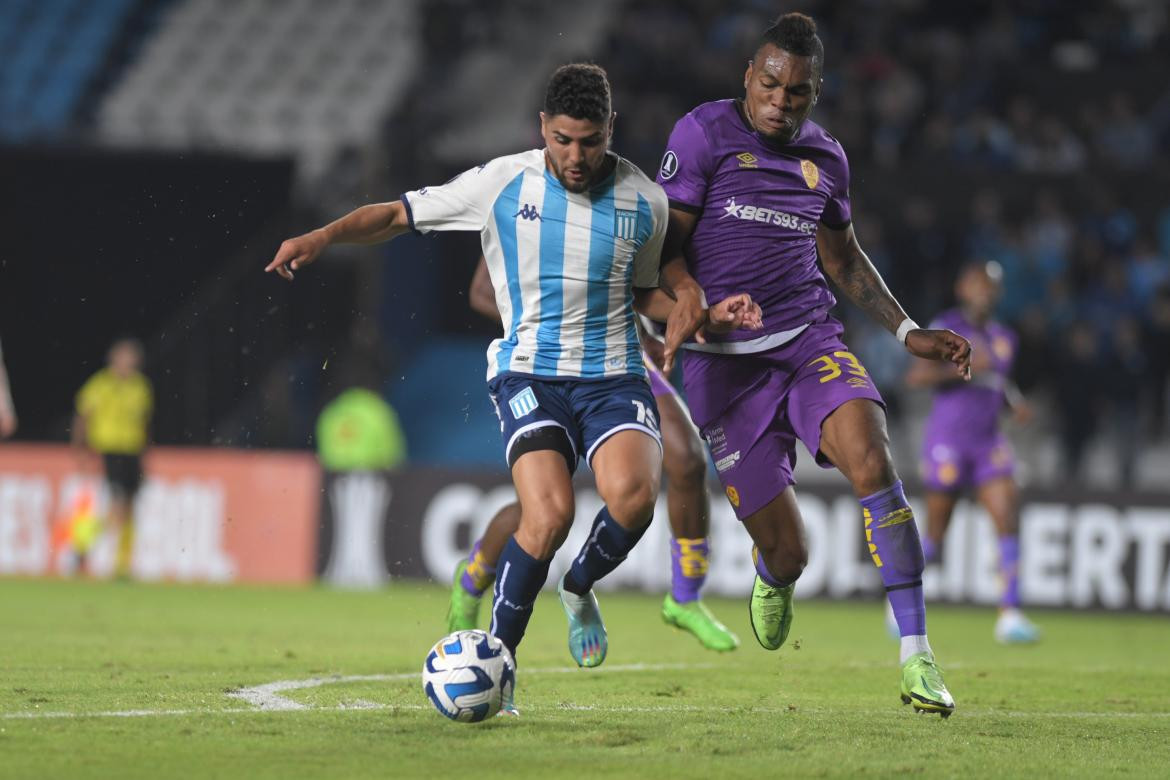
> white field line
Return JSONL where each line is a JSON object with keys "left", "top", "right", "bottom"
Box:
{"left": 227, "top": 662, "right": 716, "bottom": 711}
{"left": 3, "top": 660, "right": 1168, "bottom": 722}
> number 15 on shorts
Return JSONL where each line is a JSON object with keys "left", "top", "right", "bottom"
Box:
{"left": 631, "top": 399, "right": 660, "bottom": 434}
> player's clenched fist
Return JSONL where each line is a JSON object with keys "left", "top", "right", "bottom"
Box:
{"left": 707, "top": 293, "right": 764, "bottom": 334}
{"left": 265, "top": 229, "right": 329, "bottom": 281}
{"left": 662, "top": 292, "right": 763, "bottom": 372}
{"left": 905, "top": 328, "right": 973, "bottom": 380}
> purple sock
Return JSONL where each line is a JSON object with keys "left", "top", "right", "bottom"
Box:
{"left": 752, "top": 546, "right": 793, "bottom": 588}
{"left": 998, "top": 535, "right": 1021, "bottom": 608}
{"left": 670, "top": 537, "right": 709, "bottom": 603}
{"left": 861, "top": 480, "right": 926, "bottom": 637}
{"left": 921, "top": 536, "right": 941, "bottom": 565}
{"left": 460, "top": 540, "right": 496, "bottom": 598}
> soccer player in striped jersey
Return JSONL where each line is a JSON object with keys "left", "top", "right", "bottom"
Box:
{"left": 447, "top": 257, "right": 739, "bottom": 652}
{"left": 266, "top": 64, "right": 760, "bottom": 712}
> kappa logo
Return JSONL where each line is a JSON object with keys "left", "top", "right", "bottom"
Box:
{"left": 508, "top": 386, "right": 539, "bottom": 419}
{"left": 659, "top": 150, "right": 679, "bottom": 180}
{"left": 515, "top": 203, "right": 542, "bottom": 222}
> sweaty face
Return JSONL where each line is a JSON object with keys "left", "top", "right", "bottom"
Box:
{"left": 541, "top": 112, "right": 613, "bottom": 193}
{"left": 743, "top": 44, "right": 820, "bottom": 143}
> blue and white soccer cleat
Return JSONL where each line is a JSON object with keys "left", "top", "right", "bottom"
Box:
{"left": 557, "top": 578, "right": 608, "bottom": 668}
{"left": 995, "top": 608, "right": 1040, "bottom": 644}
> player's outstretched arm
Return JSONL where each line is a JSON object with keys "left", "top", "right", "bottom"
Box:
{"left": 817, "top": 223, "right": 972, "bottom": 379}
{"left": 0, "top": 343, "right": 15, "bottom": 438}
{"left": 265, "top": 201, "right": 411, "bottom": 281}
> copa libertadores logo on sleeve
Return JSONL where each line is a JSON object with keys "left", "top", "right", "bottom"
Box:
{"left": 659, "top": 150, "right": 679, "bottom": 180}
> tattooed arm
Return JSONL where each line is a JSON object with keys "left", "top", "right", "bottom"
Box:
{"left": 817, "top": 223, "right": 972, "bottom": 378}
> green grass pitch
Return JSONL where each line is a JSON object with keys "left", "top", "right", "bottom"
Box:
{"left": 1, "top": 578, "right": 1168, "bottom": 778}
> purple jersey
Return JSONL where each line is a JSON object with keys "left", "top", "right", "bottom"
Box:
{"left": 925, "top": 309, "right": 1017, "bottom": 439}
{"left": 656, "top": 100, "right": 852, "bottom": 346}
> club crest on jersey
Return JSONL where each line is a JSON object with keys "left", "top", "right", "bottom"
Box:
{"left": 614, "top": 209, "right": 639, "bottom": 241}
{"left": 508, "top": 387, "right": 539, "bottom": 419}
{"left": 736, "top": 152, "right": 758, "bottom": 169}
{"left": 800, "top": 160, "right": 819, "bottom": 189}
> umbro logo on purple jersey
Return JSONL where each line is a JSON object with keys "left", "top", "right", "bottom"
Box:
{"left": 515, "top": 204, "right": 542, "bottom": 221}
{"left": 719, "top": 197, "right": 815, "bottom": 235}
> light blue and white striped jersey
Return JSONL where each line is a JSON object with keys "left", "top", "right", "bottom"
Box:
{"left": 402, "top": 149, "right": 668, "bottom": 381}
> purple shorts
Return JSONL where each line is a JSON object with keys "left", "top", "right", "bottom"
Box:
{"left": 682, "top": 317, "right": 884, "bottom": 520}
{"left": 643, "top": 352, "right": 676, "bottom": 399}
{"left": 920, "top": 430, "right": 1015, "bottom": 491}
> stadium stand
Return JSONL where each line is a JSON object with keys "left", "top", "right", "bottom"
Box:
{"left": 96, "top": 0, "right": 421, "bottom": 185}
{"left": 0, "top": 0, "right": 137, "bottom": 141}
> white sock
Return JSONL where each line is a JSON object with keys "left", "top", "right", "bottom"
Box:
{"left": 900, "top": 635, "right": 932, "bottom": 664}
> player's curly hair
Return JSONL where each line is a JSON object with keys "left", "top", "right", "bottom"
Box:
{"left": 758, "top": 12, "right": 824, "bottom": 78}
{"left": 543, "top": 63, "right": 612, "bottom": 123}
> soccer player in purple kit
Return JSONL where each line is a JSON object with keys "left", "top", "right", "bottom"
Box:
{"left": 657, "top": 13, "right": 972, "bottom": 716}
{"left": 447, "top": 257, "right": 740, "bottom": 652}
{"left": 908, "top": 260, "right": 1040, "bottom": 644}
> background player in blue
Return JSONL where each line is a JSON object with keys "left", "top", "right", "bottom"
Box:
{"left": 654, "top": 14, "right": 972, "bottom": 717}
{"left": 265, "top": 64, "right": 760, "bottom": 713}
{"left": 908, "top": 261, "right": 1039, "bottom": 644}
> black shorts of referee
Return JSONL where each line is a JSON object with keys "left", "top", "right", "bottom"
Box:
{"left": 103, "top": 453, "right": 143, "bottom": 499}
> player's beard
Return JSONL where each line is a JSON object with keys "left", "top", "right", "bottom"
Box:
{"left": 554, "top": 162, "right": 592, "bottom": 193}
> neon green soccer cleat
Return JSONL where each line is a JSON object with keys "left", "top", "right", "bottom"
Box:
{"left": 900, "top": 652, "right": 956, "bottom": 718}
{"left": 446, "top": 560, "right": 482, "bottom": 633}
{"left": 557, "top": 578, "right": 608, "bottom": 668}
{"left": 662, "top": 595, "right": 740, "bottom": 652}
{"left": 748, "top": 576, "right": 794, "bottom": 651}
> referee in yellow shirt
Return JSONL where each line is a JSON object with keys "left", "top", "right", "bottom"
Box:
{"left": 72, "top": 338, "right": 153, "bottom": 578}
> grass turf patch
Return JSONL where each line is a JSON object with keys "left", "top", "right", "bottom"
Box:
{"left": 1, "top": 579, "right": 1168, "bottom": 778}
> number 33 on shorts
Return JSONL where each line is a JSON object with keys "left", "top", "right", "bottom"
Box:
{"left": 808, "top": 351, "right": 871, "bottom": 387}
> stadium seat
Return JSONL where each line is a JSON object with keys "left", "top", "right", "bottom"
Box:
{"left": 96, "top": 0, "right": 422, "bottom": 187}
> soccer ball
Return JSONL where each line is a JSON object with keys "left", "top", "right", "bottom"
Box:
{"left": 422, "top": 629, "right": 515, "bottom": 722}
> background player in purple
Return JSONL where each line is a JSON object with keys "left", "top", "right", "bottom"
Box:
{"left": 656, "top": 13, "right": 972, "bottom": 717}
{"left": 447, "top": 257, "right": 741, "bottom": 652}
{"left": 908, "top": 261, "right": 1039, "bottom": 644}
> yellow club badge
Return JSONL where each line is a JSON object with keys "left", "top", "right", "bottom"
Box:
{"left": 800, "top": 159, "right": 819, "bottom": 189}
{"left": 725, "top": 485, "right": 741, "bottom": 508}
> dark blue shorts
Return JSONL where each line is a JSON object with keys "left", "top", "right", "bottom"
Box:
{"left": 487, "top": 374, "right": 662, "bottom": 473}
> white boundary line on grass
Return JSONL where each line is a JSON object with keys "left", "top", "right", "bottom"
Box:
{"left": 4, "top": 661, "right": 1169, "bottom": 722}
{"left": 226, "top": 662, "right": 713, "bottom": 711}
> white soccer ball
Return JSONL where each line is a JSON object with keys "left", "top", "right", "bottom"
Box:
{"left": 422, "top": 629, "right": 516, "bottom": 723}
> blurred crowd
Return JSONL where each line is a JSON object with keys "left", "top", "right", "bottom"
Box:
{"left": 592, "top": 0, "right": 1170, "bottom": 482}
